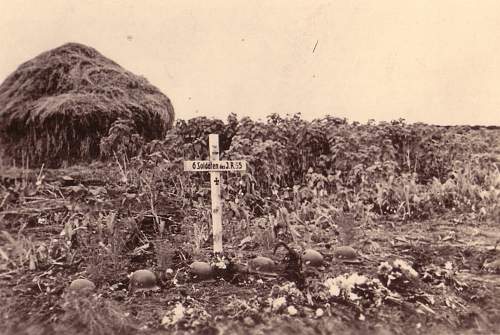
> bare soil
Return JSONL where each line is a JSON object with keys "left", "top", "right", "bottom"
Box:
{"left": 1, "top": 166, "right": 499, "bottom": 335}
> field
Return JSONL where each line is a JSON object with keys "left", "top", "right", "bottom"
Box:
{"left": 1, "top": 114, "right": 499, "bottom": 334}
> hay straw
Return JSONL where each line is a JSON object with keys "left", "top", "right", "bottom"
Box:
{"left": 0, "top": 42, "right": 174, "bottom": 167}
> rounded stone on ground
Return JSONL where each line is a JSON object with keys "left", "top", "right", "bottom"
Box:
{"left": 243, "top": 316, "right": 256, "bottom": 327}
{"left": 68, "top": 278, "right": 96, "bottom": 292}
{"left": 248, "top": 256, "right": 276, "bottom": 273}
{"left": 333, "top": 246, "right": 357, "bottom": 259}
{"left": 484, "top": 259, "right": 500, "bottom": 273}
{"left": 129, "top": 269, "right": 158, "bottom": 290}
{"left": 189, "top": 261, "right": 214, "bottom": 279}
{"left": 302, "top": 249, "right": 324, "bottom": 266}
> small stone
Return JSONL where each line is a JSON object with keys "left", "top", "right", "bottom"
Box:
{"left": 485, "top": 259, "right": 500, "bottom": 273}
{"left": 243, "top": 316, "right": 255, "bottom": 327}
{"left": 333, "top": 246, "right": 357, "bottom": 259}
{"left": 249, "top": 256, "right": 276, "bottom": 273}
{"left": 69, "top": 278, "right": 95, "bottom": 293}
{"left": 189, "top": 261, "right": 214, "bottom": 279}
{"left": 287, "top": 305, "right": 298, "bottom": 316}
{"left": 61, "top": 175, "right": 77, "bottom": 186}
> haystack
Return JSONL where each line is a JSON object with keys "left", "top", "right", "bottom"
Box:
{"left": 0, "top": 42, "right": 174, "bottom": 167}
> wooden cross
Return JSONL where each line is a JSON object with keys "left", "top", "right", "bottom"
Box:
{"left": 184, "top": 134, "right": 247, "bottom": 254}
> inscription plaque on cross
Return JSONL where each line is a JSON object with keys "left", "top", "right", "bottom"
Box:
{"left": 184, "top": 134, "right": 247, "bottom": 254}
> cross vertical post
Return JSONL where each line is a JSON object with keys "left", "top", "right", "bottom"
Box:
{"left": 183, "top": 135, "right": 247, "bottom": 256}
{"left": 209, "top": 134, "right": 223, "bottom": 254}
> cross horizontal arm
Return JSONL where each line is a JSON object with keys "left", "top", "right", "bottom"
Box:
{"left": 184, "top": 160, "right": 247, "bottom": 172}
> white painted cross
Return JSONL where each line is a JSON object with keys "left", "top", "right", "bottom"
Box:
{"left": 184, "top": 134, "right": 247, "bottom": 254}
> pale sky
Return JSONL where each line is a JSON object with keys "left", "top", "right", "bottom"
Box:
{"left": 1, "top": 0, "right": 500, "bottom": 125}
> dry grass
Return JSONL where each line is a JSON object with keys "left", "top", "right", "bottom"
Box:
{"left": 0, "top": 42, "right": 174, "bottom": 167}
{"left": 59, "top": 293, "right": 138, "bottom": 335}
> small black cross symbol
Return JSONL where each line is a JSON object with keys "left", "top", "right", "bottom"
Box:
{"left": 214, "top": 178, "right": 220, "bottom": 185}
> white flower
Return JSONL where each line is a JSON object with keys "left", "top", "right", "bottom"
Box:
{"left": 278, "top": 282, "right": 303, "bottom": 298}
{"left": 345, "top": 273, "right": 368, "bottom": 286}
{"left": 330, "top": 284, "right": 341, "bottom": 296}
{"left": 444, "top": 262, "right": 453, "bottom": 271}
{"left": 324, "top": 278, "right": 341, "bottom": 297}
{"left": 271, "top": 297, "right": 287, "bottom": 311}
{"left": 287, "top": 306, "right": 298, "bottom": 316}
{"left": 161, "top": 303, "right": 185, "bottom": 326}
{"left": 213, "top": 260, "right": 227, "bottom": 269}
{"left": 348, "top": 292, "right": 360, "bottom": 301}
{"left": 393, "top": 259, "right": 418, "bottom": 278}
{"left": 172, "top": 304, "right": 185, "bottom": 322}
{"left": 315, "top": 308, "right": 324, "bottom": 318}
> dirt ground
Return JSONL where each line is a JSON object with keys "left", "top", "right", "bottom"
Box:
{"left": 1, "top": 166, "right": 499, "bottom": 335}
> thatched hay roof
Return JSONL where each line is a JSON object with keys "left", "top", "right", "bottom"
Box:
{"left": 0, "top": 42, "right": 174, "bottom": 167}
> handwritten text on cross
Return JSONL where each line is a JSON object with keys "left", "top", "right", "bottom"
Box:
{"left": 184, "top": 134, "right": 247, "bottom": 254}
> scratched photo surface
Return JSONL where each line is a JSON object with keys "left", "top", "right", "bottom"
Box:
{"left": 0, "top": 1, "right": 499, "bottom": 335}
